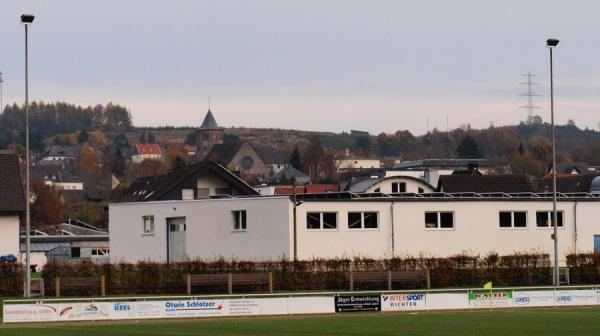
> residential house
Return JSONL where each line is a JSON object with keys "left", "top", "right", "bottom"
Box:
{"left": 132, "top": 144, "right": 162, "bottom": 163}
{"left": 39, "top": 145, "right": 81, "bottom": 165}
{"left": 256, "top": 147, "right": 289, "bottom": 176}
{"left": 533, "top": 174, "right": 600, "bottom": 194}
{"left": 30, "top": 166, "right": 84, "bottom": 190}
{"left": 348, "top": 176, "right": 434, "bottom": 194}
{"left": 267, "top": 166, "right": 310, "bottom": 184}
{"left": 120, "top": 160, "right": 259, "bottom": 202}
{"left": 0, "top": 150, "right": 26, "bottom": 259}
{"left": 336, "top": 157, "right": 381, "bottom": 171}
{"left": 392, "top": 159, "right": 493, "bottom": 186}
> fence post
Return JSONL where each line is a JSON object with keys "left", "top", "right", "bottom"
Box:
{"left": 387, "top": 270, "right": 392, "bottom": 290}
{"left": 100, "top": 275, "right": 106, "bottom": 297}
{"left": 55, "top": 277, "right": 60, "bottom": 297}
{"left": 349, "top": 271, "right": 354, "bottom": 291}
{"left": 186, "top": 274, "right": 191, "bottom": 295}
{"left": 228, "top": 273, "right": 233, "bottom": 294}
{"left": 425, "top": 269, "right": 431, "bottom": 289}
{"left": 268, "top": 272, "right": 273, "bottom": 293}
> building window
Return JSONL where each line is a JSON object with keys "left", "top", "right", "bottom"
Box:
{"left": 241, "top": 156, "right": 255, "bottom": 170}
{"left": 197, "top": 188, "right": 210, "bottom": 198}
{"left": 91, "top": 248, "right": 110, "bottom": 256}
{"left": 71, "top": 247, "right": 81, "bottom": 258}
{"left": 182, "top": 189, "right": 194, "bottom": 200}
{"left": 418, "top": 187, "right": 424, "bottom": 193}
{"left": 232, "top": 210, "right": 247, "bottom": 231}
{"left": 499, "top": 211, "right": 527, "bottom": 228}
{"left": 348, "top": 212, "right": 379, "bottom": 229}
{"left": 391, "top": 182, "right": 406, "bottom": 193}
{"left": 143, "top": 215, "right": 154, "bottom": 234}
{"left": 306, "top": 212, "right": 337, "bottom": 230}
{"left": 536, "top": 211, "right": 564, "bottom": 228}
{"left": 425, "top": 212, "right": 454, "bottom": 229}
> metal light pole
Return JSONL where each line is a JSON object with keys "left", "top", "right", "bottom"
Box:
{"left": 547, "top": 38, "right": 559, "bottom": 287}
{"left": 21, "top": 14, "right": 34, "bottom": 298}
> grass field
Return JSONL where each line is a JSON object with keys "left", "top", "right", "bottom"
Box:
{"left": 2, "top": 308, "right": 600, "bottom": 336}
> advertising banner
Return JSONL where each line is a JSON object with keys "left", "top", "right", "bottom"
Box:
{"left": 469, "top": 290, "right": 513, "bottom": 308}
{"left": 381, "top": 294, "right": 426, "bottom": 311}
{"left": 334, "top": 295, "right": 381, "bottom": 312}
{"left": 554, "top": 290, "right": 597, "bottom": 306}
{"left": 3, "top": 304, "right": 59, "bottom": 323}
{"left": 513, "top": 291, "right": 555, "bottom": 307}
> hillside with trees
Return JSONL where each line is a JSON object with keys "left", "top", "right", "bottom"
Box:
{"left": 2, "top": 101, "right": 600, "bottom": 180}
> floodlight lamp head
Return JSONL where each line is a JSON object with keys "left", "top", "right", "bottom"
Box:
{"left": 21, "top": 14, "right": 35, "bottom": 24}
{"left": 546, "top": 38, "right": 559, "bottom": 48}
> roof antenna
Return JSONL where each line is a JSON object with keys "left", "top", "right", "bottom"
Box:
{"left": 208, "top": 96, "right": 211, "bottom": 112}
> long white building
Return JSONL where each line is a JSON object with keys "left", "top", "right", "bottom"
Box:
{"left": 109, "top": 192, "right": 600, "bottom": 264}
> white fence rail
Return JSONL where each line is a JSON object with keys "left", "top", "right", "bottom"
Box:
{"left": 4, "top": 285, "right": 600, "bottom": 323}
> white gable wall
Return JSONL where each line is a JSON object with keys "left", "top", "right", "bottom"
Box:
{"left": 109, "top": 197, "right": 291, "bottom": 263}
{"left": 0, "top": 215, "right": 20, "bottom": 258}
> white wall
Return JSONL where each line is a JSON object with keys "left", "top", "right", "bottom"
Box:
{"left": 295, "top": 202, "right": 393, "bottom": 259}
{"left": 109, "top": 197, "right": 292, "bottom": 263}
{"left": 110, "top": 197, "right": 600, "bottom": 264}
{"left": 295, "top": 200, "right": 600, "bottom": 264}
{"left": 0, "top": 215, "right": 20, "bottom": 258}
{"left": 393, "top": 201, "right": 578, "bottom": 264}
{"left": 572, "top": 202, "right": 600, "bottom": 254}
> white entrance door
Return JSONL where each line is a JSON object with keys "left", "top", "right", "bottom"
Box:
{"left": 168, "top": 217, "right": 186, "bottom": 262}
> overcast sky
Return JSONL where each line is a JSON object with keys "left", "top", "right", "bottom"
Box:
{"left": 2, "top": 1, "right": 599, "bottom": 135}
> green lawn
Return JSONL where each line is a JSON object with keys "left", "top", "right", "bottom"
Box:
{"left": 2, "top": 308, "right": 600, "bottom": 336}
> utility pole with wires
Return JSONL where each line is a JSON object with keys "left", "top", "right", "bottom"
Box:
{"left": 0, "top": 72, "right": 4, "bottom": 112}
{"left": 519, "top": 71, "right": 542, "bottom": 121}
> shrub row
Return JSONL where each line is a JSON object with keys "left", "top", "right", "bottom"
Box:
{"left": 3, "top": 253, "right": 598, "bottom": 297}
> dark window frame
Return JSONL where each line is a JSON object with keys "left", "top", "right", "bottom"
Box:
{"left": 425, "top": 211, "right": 454, "bottom": 229}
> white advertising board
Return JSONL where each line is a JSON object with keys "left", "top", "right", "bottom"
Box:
{"left": 3, "top": 296, "right": 335, "bottom": 323}
{"left": 554, "top": 290, "right": 597, "bottom": 306}
{"left": 426, "top": 293, "right": 470, "bottom": 310}
{"left": 5, "top": 289, "right": 600, "bottom": 323}
{"left": 3, "top": 304, "right": 59, "bottom": 323}
{"left": 381, "top": 294, "right": 426, "bottom": 311}
{"left": 513, "top": 291, "right": 555, "bottom": 307}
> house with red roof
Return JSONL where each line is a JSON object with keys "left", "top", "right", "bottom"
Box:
{"left": 132, "top": 144, "right": 163, "bottom": 163}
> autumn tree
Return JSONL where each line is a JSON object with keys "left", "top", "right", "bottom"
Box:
{"left": 140, "top": 131, "right": 156, "bottom": 144}
{"left": 355, "top": 135, "right": 372, "bottom": 155}
{"left": 455, "top": 135, "right": 483, "bottom": 159}
{"left": 77, "top": 130, "right": 89, "bottom": 143}
{"left": 162, "top": 146, "right": 190, "bottom": 173}
{"left": 78, "top": 143, "right": 102, "bottom": 173}
{"left": 30, "top": 180, "right": 64, "bottom": 228}
{"left": 110, "top": 147, "right": 126, "bottom": 177}
{"left": 288, "top": 145, "right": 302, "bottom": 170}
{"left": 301, "top": 137, "right": 337, "bottom": 182}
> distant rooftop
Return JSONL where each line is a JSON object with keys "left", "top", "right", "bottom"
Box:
{"left": 394, "top": 159, "right": 490, "bottom": 170}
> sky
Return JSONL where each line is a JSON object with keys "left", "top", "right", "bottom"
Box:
{"left": 1, "top": 1, "right": 600, "bottom": 135}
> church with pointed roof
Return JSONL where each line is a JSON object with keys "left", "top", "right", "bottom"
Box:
{"left": 195, "top": 108, "right": 224, "bottom": 160}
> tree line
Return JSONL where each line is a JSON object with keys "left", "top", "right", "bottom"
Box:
{"left": 0, "top": 101, "right": 132, "bottom": 150}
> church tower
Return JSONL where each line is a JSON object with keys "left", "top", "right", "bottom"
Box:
{"left": 196, "top": 108, "right": 224, "bottom": 159}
